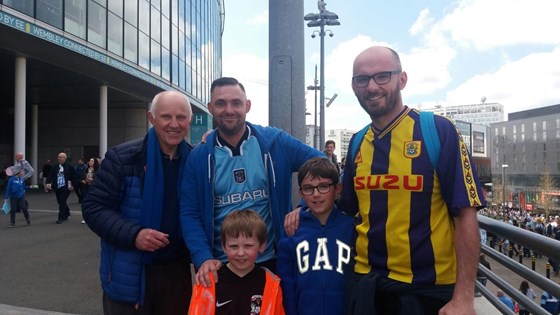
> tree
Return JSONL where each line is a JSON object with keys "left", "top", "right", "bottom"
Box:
{"left": 538, "top": 167, "right": 557, "bottom": 219}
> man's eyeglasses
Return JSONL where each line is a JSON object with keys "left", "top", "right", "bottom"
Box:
{"left": 352, "top": 70, "right": 401, "bottom": 88}
{"left": 300, "top": 183, "right": 334, "bottom": 196}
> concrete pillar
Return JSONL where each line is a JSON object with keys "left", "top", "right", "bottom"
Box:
{"left": 14, "top": 57, "right": 26, "bottom": 156}
{"left": 269, "top": 0, "right": 305, "bottom": 141}
{"left": 31, "top": 104, "right": 38, "bottom": 185}
{"left": 99, "top": 85, "right": 108, "bottom": 159}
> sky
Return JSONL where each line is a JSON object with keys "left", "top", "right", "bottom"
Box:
{"left": 220, "top": 0, "right": 560, "bottom": 132}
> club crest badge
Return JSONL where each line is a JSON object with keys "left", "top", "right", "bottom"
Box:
{"left": 234, "top": 169, "right": 246, "bottom": 183}
{"left": 404, "top": 141, "right": 421, "bottom": 159}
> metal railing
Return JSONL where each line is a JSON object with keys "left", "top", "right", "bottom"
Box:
{"left": 477, "top": 214, "right": 560, "bottom": 315}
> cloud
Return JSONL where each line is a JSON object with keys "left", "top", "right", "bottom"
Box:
{"left": 247, "top": 10, "right": 268, "bottom": 26}
{"left": 441, "top": 0, "right": 560, "bottom": 50}
{"left": 446, "top": 47, "right": 560, "bottom": 114}
{"left": 409, "top": 8, "right": 433, "bottom": 36}
{"left": 222, "top": 53, "right": 269, "bottom": 126}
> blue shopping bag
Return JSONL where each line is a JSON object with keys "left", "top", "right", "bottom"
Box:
{"left": 2, "top": 200, "right": 10, "bottom": 215}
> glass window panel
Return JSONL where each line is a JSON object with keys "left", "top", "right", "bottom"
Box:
{"left": 138, "top": 0, "right": 149, "bottom": 34}
{"left": 185, "top": 0, "right": 191, "bottom": 35}
{"left": 124, "top": 23, "right": 138, "bottom": 63}
{"left": 124, "top": 0, "right": 138, "bottom": 26}
{"left": 171, "top": 0, "right": 178, "bottom": 26}
{"left": 37, "top": 0, "right": 63, "bottom": 29}
{"left": 88, "top": 1, "right": 107, "bottom": 48}
{"left": 161, "top": 0, "right": 169, "bottom": 18}
{"left": 161, "top": 16, "right": 170, "bottom": 49}
{"left": 151, "top": 6, "right": 160, "bottom": 42}
{"left": 171, "top": 25, "right": 178, "bottom": 55}
{"left": 139, "top": 31, "right": 150, "bottom": 69}
{"left": 108, "top": 0, "right": 123, "bottom": 17}
{"left": 185, "top": 39, "right": 192, "bottom": 68}
{"left": 179, "top": 60, "right": 185, "bottom": 90}
{"left": 178, "top": 0, "right": 185, "bottom": 32}
{"left": 185, "top": 65, "right": 192, "bottom": 93}
{"left": 171, "top": 54, "right": 179, "bottom": 85}
{"left": 151, "top": 0, "right": 160, "bottom": 11}
{"left": 92, "top": 0, "right": 106, "bottom": 7}
{"left": 150, "top": 39, "right": 161, "bottom": 75}
{"left": 65, "top": 0, "right": 87, "bottom": 39}
{"left": 108, "top": 13, "right": 123, "bottom": 56}
{"left": 178, "top": 31, "right": 185, "bottom": 61}
{"left": 162, "top": 48, "right": 170, "bottom": 80}
{"left": 3, "top": 0, "right": 34, "bottom": 16}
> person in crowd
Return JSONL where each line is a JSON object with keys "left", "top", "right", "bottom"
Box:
{"left": 180, "top": 77, "right": 323, "bottom": 287}
{"left": 497, "top": 290, "right": 515, "bottom": 312}
{"left": 41, "top": 159, "right": 52, "bottom": 192}
{"left": 340, "top": 46, "right": 485, "bottom": 314}
{"left": 11, "top": 152, "right": 34, "bottom": 182}
{"left": 45, "top": 152, "right": 76, "bottom": 224}
{"left": 189, "top": 209, "right": 285, "bottom": 314}
{"left": 4, "top": 168, "right": 32, "bottom": 227}
{"left": 74, "top": 157, "right": 87, "bottom": 203}
{"left": 541, "top": 289, "right": 559, "bottom": 315}
{"left": 82, "top": 90, "right": 194, "bottom": 315}
{"left": 475, "top": 254, "right": 491, "bottom": 297}
{"left": 518, "top": 280, "right": 536, "bottom": 315}
{"left": 80, "top": 157, "right": 99, "bottom": 200}
{"left": 277, "top": 157, "right": 353, "bottom": 315}
{"left": 80, "top": 157, "right": 99, "bottom": 224}
{"left": 323, "top": 140, "right": 340, "bottom": 173}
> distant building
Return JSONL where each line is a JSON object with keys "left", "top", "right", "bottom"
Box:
{"left": 419, "top": 102, "right": 505, "bottom": 127}
{"left": 0, "top": 1, "right": 223, "bottom": 179}
{"left": 490, "top": 104, "right": 560, "bottom": 211}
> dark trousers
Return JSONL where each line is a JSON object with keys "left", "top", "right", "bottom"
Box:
{"left": 9, "top": 197, "right": 30, "bottom": 224}
{"left": 345, "top": 271, "right": 454, "bottom": 315}
{"left": 55, "top": 189, "right": 71, "bottom": 221}
{"left": 75, "top": 183, "right": 84, "bottom": 203}
{"left": 103, "top": 260, "right": 192, "bottom": 315}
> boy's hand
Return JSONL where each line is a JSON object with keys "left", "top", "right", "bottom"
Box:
{"left": 196, "top": 259, "right": 222, "bottom": 287}
{"left": 284, "top": 207, "right": 301, "bottom": 236}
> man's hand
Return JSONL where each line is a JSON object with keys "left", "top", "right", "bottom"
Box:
{"left": 438, "top": 297, "right": 475, "bottom": 315}
{"left": 135, "top": 228, "right": 170, "bottom": 252}
{"left": 196, "top": 259, "right": 222, "bottom": 287}
{"left": 284, "top": 207, "right": 301, "bottom": 236}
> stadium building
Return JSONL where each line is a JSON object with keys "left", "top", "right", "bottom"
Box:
{"left": 0, "top": 0, "right": 223, "bottom": 184}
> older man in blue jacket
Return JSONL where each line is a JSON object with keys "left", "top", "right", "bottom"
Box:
{"left": 82, "top": 91, "right": 194, "bottom": 315}
{"left": 180, "top": 77, "right": 323, "bottom": 287}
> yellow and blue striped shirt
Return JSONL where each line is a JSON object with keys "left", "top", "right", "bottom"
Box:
{"left": 341, "top": 107, "right": 485, "bottom": 285}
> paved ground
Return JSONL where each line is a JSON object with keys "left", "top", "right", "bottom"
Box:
{"left": 1, "top": 189, "right": 558, "bottom": 314}
{"left": 0, "top": 190, "right": 101, "bottom": 315}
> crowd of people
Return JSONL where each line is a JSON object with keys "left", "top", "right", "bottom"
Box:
{"left": 5, "top": 45, "right": 557, "bottom": 315}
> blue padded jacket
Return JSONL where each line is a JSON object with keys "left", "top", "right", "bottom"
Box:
{"left": 82, "top": 135, "right": 191, "bottom": 305}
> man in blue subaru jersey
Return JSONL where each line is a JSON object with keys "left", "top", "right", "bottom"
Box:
{"left": 180, "top": 77, "right": 323, "bottom": 287}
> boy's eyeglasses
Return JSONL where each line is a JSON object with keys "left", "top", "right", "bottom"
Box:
{"left": 300, "top": 183, "right": 334, "bottom": 196}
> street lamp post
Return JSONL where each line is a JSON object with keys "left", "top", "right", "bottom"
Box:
{"left": 307, "top": 65, "right": 319, "bottom": 149}
{"left": 502, "top": 164, "right": 509, "bottom": 208}
{"left": 304, "top": 1, "right": 340, "bottom": 148}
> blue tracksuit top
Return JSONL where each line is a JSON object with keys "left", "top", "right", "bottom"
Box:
{"left": 5, "top": 176, "right": 27, "bottom": 199}
{"left": 277, "top": 206, "right": 354, "bottom": 315}
{"left": 179, "top": 122, "right": 323, "bottom": 268}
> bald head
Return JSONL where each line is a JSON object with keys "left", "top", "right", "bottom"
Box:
{"left": 57, "top": 152, "right": 68, "bottom": 164}
{"left": 353, "top": 46, "right": 402, "bottom": 76}
{"left": 150, "top": 91, "right": 192, "bottom": 117}
{"left": 147, "top": 91, "right": 193, "bottom": 157}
